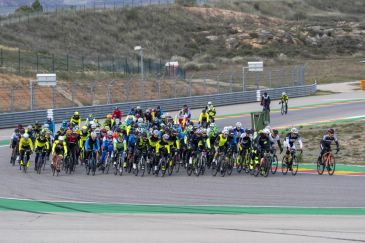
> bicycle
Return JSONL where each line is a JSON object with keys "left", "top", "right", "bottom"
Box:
{"left": 10, "top": 141, "right": 19, "bottom": 166}
{"left": 114, "top": 150, "right": 126, "bottom": 176}
{"left": 279, "top": 101, "right": 288, "bottom": 115}
{"left": 168, "top": 148, "right": 180, "bottom": 176}
{"left": 35, "top": 148, "right": 47, "bottom": 174}
{"left": 270, "top": 149, "right": 279, "bottom": 174}
{"left": 226, "top": 145, "right": 236, "bottom": 176}
{"left": 103, "top": 148, "right": 114, "bottom": 174}
{"left": 282, "top": 148, "right": 300, "bottom": 176}
{"left": 259, "top": 150, "right": 272, "bottom": 177}
{"left": 317, "top": 149, "right": 337, "bottom": 176}
{"left": 20, "top": 150, "right": 31, "bottom": 174}
{"left": 157, "top": 151, "right": 168, "bottom": 177}
{"left": 86, "top": 150, "right": 97, "bottom": 176}
{"left": 212, "top": 151, "right": 227, "bottom": 177}
{"left": 237, "top": 147, "right": 251, "bottom": 174}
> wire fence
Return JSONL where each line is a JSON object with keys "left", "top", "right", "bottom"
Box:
{"left": 0, "top": 65, "right": 304, "bottom": 112}
{"left": 0, "top": 48, "right": 186, "bottom": 78}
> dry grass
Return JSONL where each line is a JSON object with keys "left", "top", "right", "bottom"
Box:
{"left": 279, "top": 121, "right": 365, "bottom": 165}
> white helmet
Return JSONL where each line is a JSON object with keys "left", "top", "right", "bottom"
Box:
{"left": 162, "top": 134, "right": 169, "bottom": 140}
{"left": 265, "top": 126, "right": 272, "bottom": 132}
{"left": 91, "top": 124, "right": 96, "bottom": 129}
{"left": 91, "top": 132, "right": 97, "bottom": 139}
{"left": 282, "top": 92, "right": 286, "bottom": 96}
{"left": 43, "top": 124, "right": 49, "bottom": 129}
{"left": 236, "top": 122, "right": 242, "bottom": 128}
{"left": 222, "top": 130, "right": 228, "bottom": 135}
{"left": 263, "top": 128, "right": 271, "bottom": 135}
{"left": 107, "top": 131, "right": 113, "bottom": 136}
{"left": 59, "top": 136, "right": 64, "bottom": 141}
{"left": 291, "top": 128, "right": 298, "bottom": 134}
{"left": 23, "top": 133, "right": 29, "bottom": 139}
{"left": 208, "top": 101, "right": 212, "bottom": 105}
{"left": 138, "top": 118, "right": 143, "bottom": 123}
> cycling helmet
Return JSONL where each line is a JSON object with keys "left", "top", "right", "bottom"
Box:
{"left": 208, "top": 101, "right": 212, "bottom": 105}
{"left": 107, "top": 131, "right": 113, "bottom": 137}
{"left": 201, "top": 128, "right": 207, "bottom": 135}
{"left": 222, "top": 130, "right": 228, "bottom": 135}
{"left": 74, "top": 111, "right": 79, "bottom": 116}
{"left": 273, "top": 129, "right": 279, "bottom": 135}
{"left": 282, "top": 92, "right": 286, "bottom": 96}
{"left": 14, "top": 128, "right": 19, "bottom": 133}
{"left": 82, "top": 126, "right": 87, "bottom": 130}
{"left": 91, "top": 132, "right": 97, "bottom": 139}
{"left": 35, "top": 121, "right": 40, "bottom": 125}
{"left": 263, "top": 128, "right": 270, "bottom": 135}
{"left": 138, "top": 118, "right": 143, "bottom": 123}
{"left": 162, "top": 134, "right": 169, "bottom": 140}
{"left": 236, "top": 122, "right": 242, "bottom": 128}
{"left": 94, "top": 128, "right": 100, "bottom": 134}
{"left": 91, "top": 124, "right": 96, "bottom": 129}
{"left": 328, "top": 128, "right": 335, "bottom": 134}
{"left": 117, "top": 134, "right": 124, "bottom": 141}
{"left": 101, "top": 128, "right": 107, "bottom": 134}
{"left": 89, "top": 113, "right": 93, "bottom": 118}
{"left": 107, "top": 114, "right": 112, "bottom": 119}
{"left": 59, "top": 136, "right": 65, "bottom": 141}
{"left": 105, "top": 126, "right": 110, "bottom": 131}
{"left": 291, "top": 128, "right": 299, "bottom": 134}
{"left": 23, "top": 133, "right": 29, "bottom": 139}
{"left": 27, "top": 125, "right": 33, "bottom": 130}
{"left": 202, "top": 109, "right": 206, "bottom": 113}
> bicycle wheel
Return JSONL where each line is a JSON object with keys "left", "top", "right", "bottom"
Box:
{"left": 291, "top": 156, "right": 299, "bottom": 176}
{"left": 327, "top": 154, "right": 335, "bottom": 176}
{"left": 52, "top": 163, "right": 56, "bottom": 176}
{"left": 105, "top": 156, "right": 112, "bottom": 174}
{"left": 10, "top": 148, "right": 16, "bottom": 166}
{"left": 187, "top": 157, "right": 193, "bottom": 176}
{"left": 37, "top": 157, "right": 44, "bottom": 174}
{"left": 265, "top": 157, "right": 271, "bottom": 177}
{"left": 160, "top": 158, "right": 166, "bottom": 177}
{"left": 139, "top": 156, "right": 146, "bottom": 177}
{"left": 271, "top": 154, "right": 278, "bottom": 174}
{"left": 201, "top": 155, "right": 207, "bottom": 175}
{"left": 167, "top": 158, "right": 174, "bottom": 176}
{"left": 220, "top": 158, "right": 226, "bottom": 177}
{"left": 281, "top": 156, "right": 289, "bottom": 175}
{"left": 211, "top": 160, "right": 218, "bottom": 176}
{"left": 193, "top": 157, "right": 201, "bottom": 177}
{"left": 236, "top": 154, "right": 243, "bottom": 173}
{"left": 281, "top": 103, "right": 285, "bottom": 115}
{"left": 174, "top": 155, "right": 180, "bottom": 173}
{"left": 317, "top": 154, "right": 326, "bottom": 175}
{"left": 252, "top": 163, "right": 259, "bottom": 177}
{"left": 227, "top": 155, "right": 235, "bottom": 176}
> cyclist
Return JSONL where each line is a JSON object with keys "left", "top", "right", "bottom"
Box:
{"left": 65, "top": 129, "right": 78, "bottom": 166}
{"left": 51, "top": 136, "right": 67, "bottom": 173}
{"left": 19, "top": 133, "right": 34, "bottom": 168}
{"left": 113, "top": 134, "right": 127, "bottom": 166}
{"left": 134, "top": 130, "right": 150, "bottom": 170}
{"left": 182, "top": 104, "right": 191, "bottom": 124}
{"left": 280, "top": 92, "right": 289, "bottom": 114}
{"left": 104, "top": 114, "right": 114, "bottom": 128}
{"left": 284, "top": 128, "right": 303, "bottom": 170}
{"left": 84, "top": 132, "right": 100, "bottom": 163}
{"left": 33, "top": 121, "right": 42, "bottom": 137}
{"left": 239, "top": 129, "right": 253, "bottom": 169}
{"left": 112, "top": 107, "right": 122, "bottom": 120}
{"left": 10, "top": 128, "right": 21, "bottom": 150}
{"left": 206, "top": 101, "right": 216, "bottom": 123}
{"left": 85, "top": 114, "right": 96, "bottom": 127}
{"left": 199, "top": 109, "right": 210, "bottom": 128}
{"left": 99, "top": 131, "right": 114, "bottom": 169}
{"left": 144, "top": 109, "right": 153, "bottom": 124}
{"left": 70, "top": 111, "right": 81, "bottom": 127}
{"left": 155, "top": 134, "right": 172, "bottom": 173}
{"left": 45, "top": 118, "right": 55, "bottom": 136}
{"left": 317, "top": 128, "right": 339, "bottom": 164}
{"left": 212, "top": 129, "right": 229, "bottom": 164}
{"left": 254, "top": 129, "right": 273, "bottom": 158}
{"left": 271, "top": 129, "right": 283, "bottom": 154}
{"left": 260, "top": 92, "right": 271, "bottom": 112}
{"left": 135, "top": 106, "right": 144, "bottom": 119}
{"left": 34, "top": 132, "right": 50, "bottom": 170}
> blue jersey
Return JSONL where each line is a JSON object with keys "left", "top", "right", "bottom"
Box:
{"left": 85, "top": 137, "right": 100, "bottom": 151}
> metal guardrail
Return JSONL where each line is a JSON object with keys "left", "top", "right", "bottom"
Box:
{"left": 0, "top": 83, "right": 316, "bottom": 128}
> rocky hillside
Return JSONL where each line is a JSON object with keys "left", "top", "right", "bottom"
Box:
{"left": 0, "top": 2, "right": 365, "bottom": 71}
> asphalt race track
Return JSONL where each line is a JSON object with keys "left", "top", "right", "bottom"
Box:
{"left": 1, "top": 97, "right": 365, "bottom": 243}
{"left": 0, "top": 98, "right": 365, "bottom": 207}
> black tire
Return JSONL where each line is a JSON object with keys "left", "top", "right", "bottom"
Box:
{"left": 174, "top": 157, "right": 180, "bottom": 173}
{"left": 211, "top": 161, "right": 218, "bottom": 176}
{"left": 168, "top": 159, "right": 174, "bottom": 176}
{"left": 317, "top": 155, "right": 325, "bottom": 175}
{"left": 52, "top": 164, "right": 56, "bottom": 176}
{"left": 220, "top": 158, "right": 226, "bottom": 177}
{"left": 227, "top": 155, "right": 235, "bottom": 176}
{"left": 105, "top": 157, "right": 111, "bottom": 174}
{"left": 327, "top": 154, "right": 336, "bottom": 176}
{"left": 271, "top": 154, "right": 278, "bottom": 174}
{"left": 187, "top": 158, "right": 193, "bottom": 176}
{"left": 281, "top": 103, "right": 285, "bottom": 115}
{"left": 282, "top": 156, "right": 289, "bottom": 175}
{"left": 160, "top": 158, "right": 166, "bottom": 177}
{"left": 139, "top": 156, "right": 146, "bottom": 177}
{"left": 193, "top": 157, "right": 201, "bottom": 177}
{"left": 37, "top": 157, "right": 44, "bottom": 174}
{"left": 291, "top": 156, "right": 299, "bottom": 176}
{"left": 201, "top": 155, "right": 207, "bottom": 175}
{"left": 253, "top": 163, "right": 259, "bottom": 177}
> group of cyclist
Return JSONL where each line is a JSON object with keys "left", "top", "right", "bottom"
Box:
{"left": 9, "top": 96, "right": 340, "bottom": 176}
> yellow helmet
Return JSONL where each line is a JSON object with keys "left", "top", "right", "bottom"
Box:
{"left": 74, "top": 111, "right": 79, "bottom": 116}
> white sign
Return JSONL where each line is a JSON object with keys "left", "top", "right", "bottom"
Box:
{"left": 36, "top": 74, "right": 57, "bottom": 86}
{"left": 248, "top": 62, "right": 263, "bottom": 72}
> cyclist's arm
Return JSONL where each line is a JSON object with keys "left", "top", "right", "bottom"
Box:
{"left": 63, "top": 143, "right": 68, "bottom": 155}
{"left": 206, "top": 138, "right": 211, "bottom": 149}
{"left": 52, "top": 142, "right": 56, "bottom": 154}
{"left": 176, "top": 138, "right": 180, "bottom": 150}
{"left": 298, "top": 137, "right": 303, "bottom": 150}
{"left": 46, "top": 141, "right": 50, "bottom": 150}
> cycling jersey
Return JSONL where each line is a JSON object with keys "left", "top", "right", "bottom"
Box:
{"left": 321, "top": 134, "right": 339, "bottom": 148}
{"left": 19, "top": 137, "right": 34, "bottom": 152}
{"left": 35, "top": 137, "right": 49, "bottom": 150}
{"left": 156, "top": 140, "right": 171, "bottom": 154}
{"left": 136, "top": 137, "right": 149, "bottom": 150}
{"left": 148, "top": 136, "right": 159, "bottom": 148}
{"left": 52, "top": 140, "right": 67, "bottom": 155}
{"left": 70, "top": 115, "right": 81, "bottom": 127}
{"left": 285, "top": 133, "right": 303, "bottom": 149}
{"left": 113, "top": 138, "right": 127, "bottom": 151}
{"left": 215, "top": 134, "right": 228, "bottom": 147}
{"left": 84, "top": 137, "right": 100, "bottom": 151}
{"left": 281, "top": 94, "right": 289, "bottom": 102}
{"left": 239, "top": 135, "right": 252, "bottom": 150}
{"left": 199, "top": 113, "right": 209, "bottom": 123}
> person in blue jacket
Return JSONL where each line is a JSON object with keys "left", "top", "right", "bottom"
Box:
{"left": 85, "top": 132, "right": 100, "bottom": 162}
{"left": 45, "top": 117, "right": 55, "bottom": 136}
